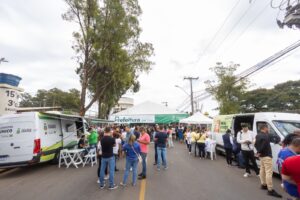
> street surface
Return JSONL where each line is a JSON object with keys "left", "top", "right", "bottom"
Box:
{"left": 0, "top": 142, "right": 286, "bottom": 200}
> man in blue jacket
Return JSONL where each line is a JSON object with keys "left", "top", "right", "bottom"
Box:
{"left": 222, "top": 129, "right": 233, "bottom": 165}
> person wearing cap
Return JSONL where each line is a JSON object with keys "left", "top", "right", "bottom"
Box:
{"left": 237, "top": 124, "right": 259, "bottom": 178}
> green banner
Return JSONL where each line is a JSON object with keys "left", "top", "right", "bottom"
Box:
{"left": 155, "top": 114, "right": 189, "bottom": 124}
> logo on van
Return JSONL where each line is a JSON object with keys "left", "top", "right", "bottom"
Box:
{"left": 0, "top": 127, "right": 13, "bottom": 134}
{"left": 17, "top": 128, "right": 21, "bottom": 134}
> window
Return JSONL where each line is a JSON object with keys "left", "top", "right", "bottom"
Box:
{"left": 256, "top": 122, "right": 277, "bottom": 135}
{"left": 273, "top": 120, "right": 300, "bottom": 137}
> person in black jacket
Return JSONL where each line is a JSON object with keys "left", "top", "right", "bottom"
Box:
{"left": 254, "top": 123, "right": 281, "bottom": 198}
{"left": 222, "top": 129, "right": 233, "bottom": 165}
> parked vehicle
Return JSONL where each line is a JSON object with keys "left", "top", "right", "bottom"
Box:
{"left": 211, "top": 112, "right": 300, "bottom": 173}
{"left": 0, "top": 112, "right": 89, "bottom": 168}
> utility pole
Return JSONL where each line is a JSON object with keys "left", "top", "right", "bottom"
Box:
{"left": 162, "top": 101, "right": 168, "bottom": 107}
{"left": 184, "top": 76, "right": 198, "bottom": 114}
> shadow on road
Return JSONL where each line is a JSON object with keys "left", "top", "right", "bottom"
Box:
{"left": 0, "top": 163, "right": 51, "bottom": 179}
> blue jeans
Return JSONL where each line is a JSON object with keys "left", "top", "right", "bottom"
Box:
{"left": 123, "top": 158, "right": 138, "bottom": 185}
{"left": 140, "top": 152, "right": 147, "bottom": 176}
{"left": 157, "top": 147, "right": 167, "bottom": 169}
{"left": 99, "top": 156, "right": 115, "bottom": 187}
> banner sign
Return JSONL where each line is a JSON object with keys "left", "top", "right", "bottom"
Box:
{"left": 114, "top": 115, "right": 155, "bottom": 124}
{"left": 0, "top": 84, "right": 23, "bottom": 116}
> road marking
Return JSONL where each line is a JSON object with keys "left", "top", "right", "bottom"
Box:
{"left": 139, "top": 179, "right": 146, "bottom": 200}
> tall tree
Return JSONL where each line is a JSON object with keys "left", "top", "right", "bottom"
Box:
{"left": 63, "top": 0, "right": 99, "bottom": 116}
{"left": 241, "top": 80, "right": 300, "bottom": 113}
{"left": 63, "top": 0, "right": 153, "bottom": 116}
{"left": 19, "top": 88, "right": 81, "bottom": 112}
{"left": 205, "top": 62, "right": 249, "bottom": 115}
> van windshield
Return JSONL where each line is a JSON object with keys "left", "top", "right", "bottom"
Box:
{"left": 273, "top": 120, "right": 300, "bottom": 136}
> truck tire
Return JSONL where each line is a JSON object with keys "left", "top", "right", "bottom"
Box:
{"left": 51, "top": 150, "right": 60, "bottom": 164}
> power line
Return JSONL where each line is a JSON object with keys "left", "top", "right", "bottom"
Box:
{"left": 179, "top": 39, "right": 300, "bottom": 110}
{"left": 193, "top": 0, "right": 242, "bottom": 64}
{"left": 219, "top": 2, "right": 269, "bottom": 58}
{"left": 212, "top": 0, "right": 257, "bottom": 57}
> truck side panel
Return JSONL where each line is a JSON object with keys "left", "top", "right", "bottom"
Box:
{"left": 38, "top": 116, "right": 63, "bottom": 163}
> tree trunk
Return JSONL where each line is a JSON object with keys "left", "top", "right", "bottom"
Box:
{"left": 98, "top": 99, "right": 102, "bottom": 119}
{"left": 79, "top": 67, "right": 88, "bottom": 116}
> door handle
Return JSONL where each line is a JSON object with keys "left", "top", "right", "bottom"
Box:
{"left": 14, "top": 146, "right": 20, "bottom": 149}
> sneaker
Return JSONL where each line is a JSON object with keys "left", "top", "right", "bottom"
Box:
{"left": 163, "top": 167, "right": 168, "bottom": 170}
{"left": 109, "top": 184, "right": 118, "bottom": 190}
{"left": 157, "top": 168, "right": 161, "bottom": 171}
{"left": 260, "top": 185, "right": 268, "bottom": 190}
{"left": 243, "top": 173, "right": 250, "bottom": 178}
{"left": 100, "top": 185, "right": 105, "bottom": 189}
{"left": 267, "top": 190, "right": 282, "bottom": 198}
{"left": 115, "top": 169, "right": 119, "bottom": 172}
{"left": 138, "top": 175, "right": 146, "bottom": 180}
{"left": 104, "top": 175, "right": 109, "bottom": 180}
{"left": 119, "top": 182, "right": 126, "bottom": 187}
{"left": 138, "top": 173, "right": 143, "bottom": 177}
{"left": 97, "top": 179, "right": 100, "bottom": 183}
{"left": 132, "top": 183, "right": 137, "bottom": 186}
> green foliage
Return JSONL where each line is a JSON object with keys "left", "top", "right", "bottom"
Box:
{"left": 20, "top": 88, "right": 81, "bottom": 112}
{"left": 63, "top": 0, "right": 154, "bottom": 116}
{"left": 205, "top": 62, "right": 249, "bottom": 115}
{"left": 241, "top": 80, "right": 300, "bottom": 113}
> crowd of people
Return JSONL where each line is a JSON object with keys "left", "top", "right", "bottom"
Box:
{"left": 79, "top": 124, "right": 173, "bottom": 190}
{"left": 77, "top": 123, "right": 300, "bottom": 199}
{"left": 221, "top": 123, "right": 300, "bottom": 200}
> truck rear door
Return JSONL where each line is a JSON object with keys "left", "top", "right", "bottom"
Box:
{"left": 0, "top": 120, "right": 35, "bottom": 166}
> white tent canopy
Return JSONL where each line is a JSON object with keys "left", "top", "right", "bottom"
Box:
{"left": 113, "top": 101, "right": 181, "bottom": 115}
{"left": 179, "top": 112, "right": 213, "bottom": 124}
{"left": 110, "top": 101, "right": 187, "bottom": 124}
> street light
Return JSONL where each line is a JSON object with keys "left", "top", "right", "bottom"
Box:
{"left": 175, "top": 85, "right": 190, "bottom": 97}
{"left": 0, "top": 57, "right": 8, "bottom": 64}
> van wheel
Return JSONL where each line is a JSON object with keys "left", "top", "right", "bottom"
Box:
{"left": 216, "top": 149, "right": 223, "bottom": 156}
{"left": 51, "top": 151, "right": 60, "bottom": 164}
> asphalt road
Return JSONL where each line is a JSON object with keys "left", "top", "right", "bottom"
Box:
{"left": 0, "top": 142, "right": 289, "bottom": 200}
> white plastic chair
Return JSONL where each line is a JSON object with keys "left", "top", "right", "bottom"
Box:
{"left": 206, "top": 141, "right": 217, "bottom": 160}
{"left": 83, "top": 148, "right": 97, "bottom": 167}
{"left": 58, "top": 149, "right": 71, "bottom": 168}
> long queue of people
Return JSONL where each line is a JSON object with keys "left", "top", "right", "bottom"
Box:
{"left": 182, "top": 127, "right": 213, "bottom": 159}
{"left": 78, "top": 124, "right": 171, "bottom": 190}
{"left": 221, "top": 123, "right": 300, "bottom": 200}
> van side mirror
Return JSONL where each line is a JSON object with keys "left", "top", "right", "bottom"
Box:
{"left": 271, "top": 135, "right": 281, "bottom": 144}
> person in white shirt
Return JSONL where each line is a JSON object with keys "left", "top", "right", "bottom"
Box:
{"left": 186, "top": 128, "right": 192, "bottom": 154}
{"left": 237, "top": 124, "right": 259, "bottom": 178}
{"left": 167, "top": 127, "right": 174, "bottom": 148}
{"left": 113, "top": 131, "right": 122, "bottom": 172}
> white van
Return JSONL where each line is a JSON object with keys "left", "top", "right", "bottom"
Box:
{"left": 0, "top": 112, "right": 89, "bottom": 168}
{"left": 211, "top": 112, "right": 300, "bottom": 173}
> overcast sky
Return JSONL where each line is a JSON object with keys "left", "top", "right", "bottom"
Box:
{"left": 1, "top": 0, "right": 300, "bottom": 116}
